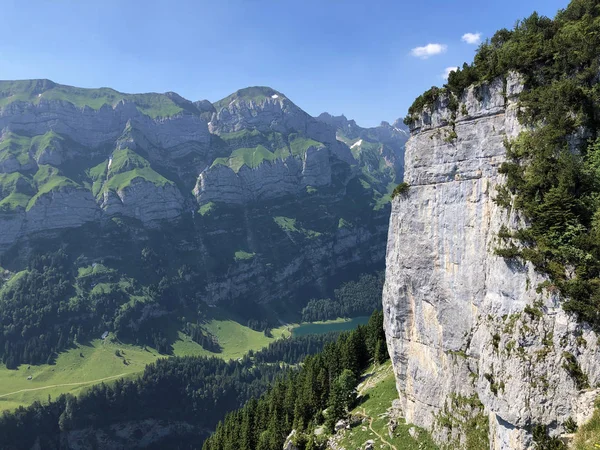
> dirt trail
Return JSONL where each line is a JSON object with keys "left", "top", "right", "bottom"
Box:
{"left": 361, "top": 407, "right": 397, "bottom": 450}
{"left": 0, "top": 373, "right": 129, "bottom": 399}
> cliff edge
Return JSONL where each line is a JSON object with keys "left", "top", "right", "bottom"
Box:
{"left": 383, "top": 73, "right": 600, "bottom": 449}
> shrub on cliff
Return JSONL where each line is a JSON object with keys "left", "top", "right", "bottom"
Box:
{"left": 391, "top": 182, "right": 410, "bottom": 199}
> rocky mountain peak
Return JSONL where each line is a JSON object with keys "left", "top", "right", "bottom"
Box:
{"left": 213, "top": 86, "right": 288, "bottom": 111}
{"left": 209, "top": 87, "right": 333, "bottom": 142}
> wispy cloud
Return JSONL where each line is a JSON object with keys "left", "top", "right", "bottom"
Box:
{"left": 410, "top": 43, "right": 447, "bottom": 59}
{"left": 461, "top": 32, "right": 481, "bottom": 45}
{"left": 443, "top": 66, "right": 459, "bottom": 80}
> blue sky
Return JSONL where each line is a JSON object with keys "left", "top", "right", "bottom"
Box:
{"left": 1, "top": 0, "right": 568, "bottom": 127}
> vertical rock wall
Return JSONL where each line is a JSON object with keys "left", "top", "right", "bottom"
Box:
{"left": 383, "top": 74, "right": 600, "bottom": 448}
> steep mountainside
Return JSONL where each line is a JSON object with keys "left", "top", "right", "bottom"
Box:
{"left": 383, "top": 48, "right": 600, "bottom": 450}
{"left": 0, "top": 80, "right": 406, "bottom": 369}
{"left": 317, "top": 112, "right": 408, "bottom": 181}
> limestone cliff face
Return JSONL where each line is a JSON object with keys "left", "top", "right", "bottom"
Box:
{"left": 383, "top": 74, "right": 600, "bottom": 449}
{"left": 194, "top": 146, "right": 332, "bottom": 204}
{"left": 0, "top": 98, "right": 211, "bottom": 149}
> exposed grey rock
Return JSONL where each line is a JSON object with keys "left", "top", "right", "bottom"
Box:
{"left": 0, "top": 186, "right": 102, "bottom": 249}
{"left": 200, "top": 220, "right": 385, "bottom": 306}
{"left": 194, "top": 146, "right": 331, "bottom": 205}
{"left": 283, "top": 429, "right": 299, "bottom": 450}
{"left": 383, "top": 72, "right": 600, "bottom": 449}
{"left": 317, "top": 112, "right": 408, "bottom": 178}
{"left": 335, "top": 419, "right": 348, "bottom": 431}
{"left": 211, "top": 94, "right": 336, "bottom": 145}
{"left": 100, "top": 179, "right": 184, "bottom": 224}
{"left": 25, "top": 187, "right": 102, "bottom": 232}
{"left": 0, "top": 99, "right": 211, "bottom": 150}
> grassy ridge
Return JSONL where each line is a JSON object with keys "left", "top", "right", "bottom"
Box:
{"left": 0, "top": 143, "right": 172, "bottom": 210}
{"left": 212, "top": 145, "right": 281, "bottom": 172}
{"left": 211, "top": 132, "right": 324, "bottom": 173}
{"left": 0, "top": 80, "right": 184, "bottom": 118}
{"left": 26, "top": 165, "right": 79, "bottom": 211}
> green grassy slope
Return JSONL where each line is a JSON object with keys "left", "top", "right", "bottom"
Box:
{"left": 0, "top": 134, "right": 174, "bottom": 211}
{"left": 0, "top": 321, "right": 290, "bottom": 412}
{"left": 573, "top": 399, "right": 600, "bottom": 449}
{"left": 332, "top": 362, "right": 438, "bottom": 450}
{"left": 211, "top": 132, "right": 323, "bottom": 173}
{"left": 26, "top": 165, "right": 80, "bottom": 210}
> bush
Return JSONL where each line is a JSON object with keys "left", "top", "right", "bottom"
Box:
{"left": 562, "top": 352, "right": 590, "bottom": 390}
{"left": 391, "top": 182, "right": 410, "bottom": 199}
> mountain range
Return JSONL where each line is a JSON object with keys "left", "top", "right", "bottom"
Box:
{"left": 0, "top": 79, "right": 407, "bottom": 367}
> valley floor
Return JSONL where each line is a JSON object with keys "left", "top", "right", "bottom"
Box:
{"left": 0, "top": 316, "right": 368, "bottom": 412}
{"left": 0, "top": 319, "right": 289, "bottom": 412}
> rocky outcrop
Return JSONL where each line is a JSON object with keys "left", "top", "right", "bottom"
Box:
{"left": 0, "top": 80, "right": 401, "bottom": 315}
{"left": 100, "top": 179, "right": 184, "bottom": 224}
{"left": 317, "top": 112, "right": 408, "bottom": 179}
{"left": 200, "top": 211, "right": 386, "bottom": 306}
{"left": 317, "top": 112, "right": 409, "bottom": 143}
{"left": 383, "top": 73, "right": 600, "bottom": 449}
{"left": 0, "top": 186, "right": 101, "bottom": 249}
{"left": 283, "top": 430, "right": 299, "bottom": 450}
{"left": 195, "top": 146, "right": 331, "bottom": 204}
{"left": 0, "top": 98, "right": 211, "bottom": 150}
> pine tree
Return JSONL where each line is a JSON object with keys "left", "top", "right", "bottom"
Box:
{"left": 374, "top": 339, "right": 388, "bottom": 364}
{"left": 326, "top": 381, "right": 345, "bottom": 431}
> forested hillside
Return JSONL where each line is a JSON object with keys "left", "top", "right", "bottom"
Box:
{"left": 300, "top": 272, "right": 384, "bottom": 322}
{"left": 0, "top": 247, "right": 384, "bottom": 370}
{"left": 204, "top": 311, "right": 388, "bottom": 450}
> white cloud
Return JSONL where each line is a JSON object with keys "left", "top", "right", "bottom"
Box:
{"left": 410, "top": 43, "right": 447, "bottom": 59}
{"left": 462, "top": 32, "right": 481, "bottom": 45}
{"left": 443, "top": 66, "right": 459, "bottom": 80}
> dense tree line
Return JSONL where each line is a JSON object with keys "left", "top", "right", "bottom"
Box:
{"left": 183, "top": 322, "right": 222, "bottom": 353}
{"left": 204, "top": 310, "right": 388, "bottom": 450}
{"left": 0, "top": 356, "right": 284, "bottom": 449}
{"left": 249, "top": 332, "right": 340, "bottom": 365}
{"left": 301, "top": 272, "right": 384, "bottom": 322}
{"left": 406, "top": 0, "right": 600, "bottom": 329}
{"left": 0, "top": 251, "right": 92, "bottom": 368}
